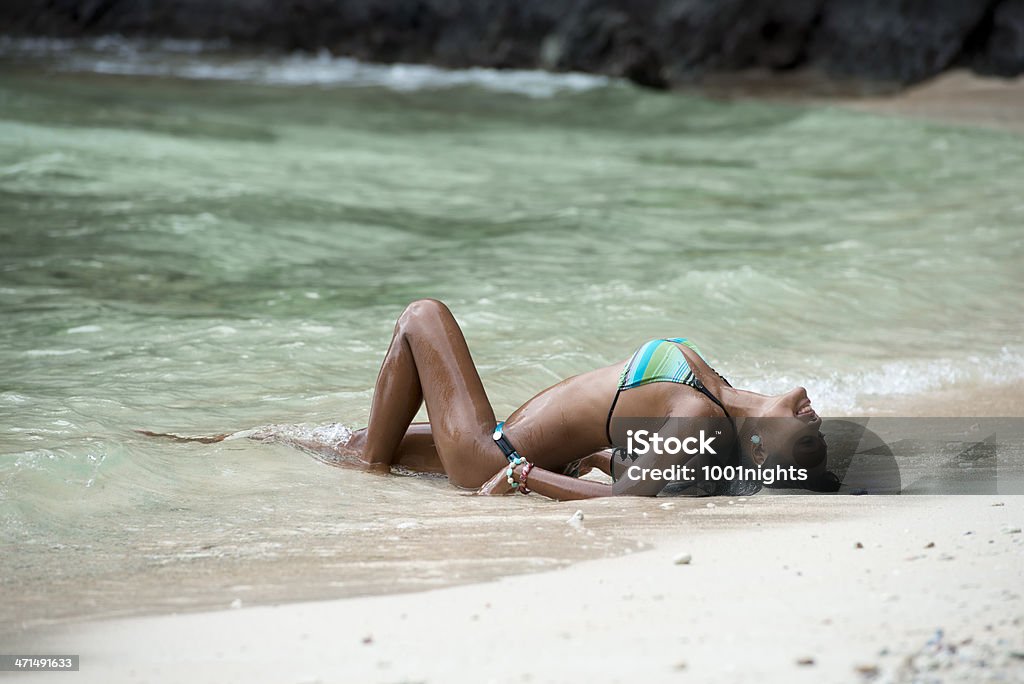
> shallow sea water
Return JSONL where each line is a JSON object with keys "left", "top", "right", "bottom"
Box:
{"left": 1, "top": 40, "right": 1022, "bottom": 631}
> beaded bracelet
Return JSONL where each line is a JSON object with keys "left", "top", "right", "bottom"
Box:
{"left": 505, "top": 455, "right": 526, "bottom": 489}
{"left": 519, "top": 462, "right": 533, "bottom": 494}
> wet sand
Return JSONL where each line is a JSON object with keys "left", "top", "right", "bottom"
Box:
{"left": 10, "top": 495, "right": 1023, "bottom": 683}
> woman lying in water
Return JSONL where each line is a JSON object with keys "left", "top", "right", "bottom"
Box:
{"left": 147, "top": 298, "right": 831, "bottom": 498}
{"left": 327, "top": 299, "right": 828, "bottom": 499}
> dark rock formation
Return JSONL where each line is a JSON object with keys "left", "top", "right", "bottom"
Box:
{"left": 1, "top": 0, "right": 1022, "bottom": 89}
{"left": 808, "top": 0, "right": 993, "bottom": 83}
{"left": 969, "top": 0, "right": 1024, "bottom": 76}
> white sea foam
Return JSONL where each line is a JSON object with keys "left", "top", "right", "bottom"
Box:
{"left": 745, "top": 346, "right": 1024, "bottom": 415}
{"left": 227, "top": 421, "right": 354, "bottom": 450}
{"left": 0, "top": 36, "right": 611, "bottom": 98}
{"left": 23, "top": 348, "right": 90, "bottom": 357}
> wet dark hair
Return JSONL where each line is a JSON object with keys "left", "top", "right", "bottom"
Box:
{"left": 760, "top": 430, "right": 840, "bottom": 493}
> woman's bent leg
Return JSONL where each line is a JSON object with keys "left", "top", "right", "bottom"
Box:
{"left": 348, "top": 424, "right": 445, "bottom": 474}
{"left": 361, "top": 299, "right": 504, "bottom": 487}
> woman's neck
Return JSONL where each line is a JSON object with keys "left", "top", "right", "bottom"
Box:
{"left": 717, "top": 386, "right": 772, "bottom": 419}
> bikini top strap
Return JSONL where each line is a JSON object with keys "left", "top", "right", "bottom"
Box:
{"left": 605, "top": 389, "right": 623, "bottom": 446}
{"left": 692, "top": 378, "right": 731, "bottom": 419}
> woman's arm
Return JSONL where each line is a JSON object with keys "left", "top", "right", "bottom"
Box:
{"left": 478, "top": 463, "right": 611, "bottom": 500}
{"left": 562, "top": 449, "right": 614, "bottom": 478}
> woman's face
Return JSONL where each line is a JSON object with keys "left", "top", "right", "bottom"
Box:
{"left": 755, "top": 386, "right": 827, "bottom": 470}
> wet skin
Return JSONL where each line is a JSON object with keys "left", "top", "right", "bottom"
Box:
{"left": 342, "top": 299, "right": 824, "bottom": 499}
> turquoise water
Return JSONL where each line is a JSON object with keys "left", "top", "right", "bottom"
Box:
{"left": 1, "top": 40, "right": 1023, "bottom": 629}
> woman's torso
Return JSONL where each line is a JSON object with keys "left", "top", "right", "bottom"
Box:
{"left": 501, "top": 340, "right": 731, "bottom": 472}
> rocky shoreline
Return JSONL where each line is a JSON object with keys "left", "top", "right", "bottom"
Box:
{"left": 1, "top": 0, "right": 1023, "bottom": 91}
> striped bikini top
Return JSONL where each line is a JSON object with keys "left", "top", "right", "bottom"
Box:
{"left": 606, "top": 337, "right": 732, "bottom": 444}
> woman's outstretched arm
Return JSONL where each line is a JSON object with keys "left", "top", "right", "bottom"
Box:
{"left": 478, "top": 463, "right": 611, "bottom": 500}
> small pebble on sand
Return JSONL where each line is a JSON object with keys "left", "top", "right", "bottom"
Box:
{"left": 796, "top": 657, "right": 815, "bottom": 666}
{"left": 925, "top": 542, "right": 935, "bottom": 548}
{"left": 855, "top": 664, "right": 880, "bottom": 678}
{"left": 855, "top": 542, "right": 864, "bottom": 549}
{"left": 1002, "top": 526, "right": 1022, "bottom": 534}
{"left": 673, "top": 552, "right": 692, "bottom": 565}
{"left": 567, "top": 510, "right": 592, "bottom": 534}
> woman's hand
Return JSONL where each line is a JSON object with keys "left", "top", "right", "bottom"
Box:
{"left": 476, "top": 464, "right": 516, "bottom": 496}
{"left": 563, "top": 450, "right": 614, "bottom": 478}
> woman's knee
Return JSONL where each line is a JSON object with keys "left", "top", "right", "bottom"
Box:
{"left": 395, "top": 298, "right": 451, "bottom": 336}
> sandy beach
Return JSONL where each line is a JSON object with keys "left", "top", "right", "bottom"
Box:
{"left": 838, "top": 70, "right": 1024, "bottom": 134}
{"left": 8, "top": 495, "right": 1023, "bottom": 683}
{"left": 701, "top": 68, "right": 1024, "bottom": 134}
{"left": 861, "top": 381, "right": 1024, "bottom": 418}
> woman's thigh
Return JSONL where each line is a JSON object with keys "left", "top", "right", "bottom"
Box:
{"left": 397, "top": 299, "right": 506, "bottom": 487}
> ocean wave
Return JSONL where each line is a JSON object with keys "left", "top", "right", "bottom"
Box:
{"left": 746, "top": 346, "right": 1024, "bottom": 415}
{"left": 0, "top": 35, "right": 612, "bottom": 97}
